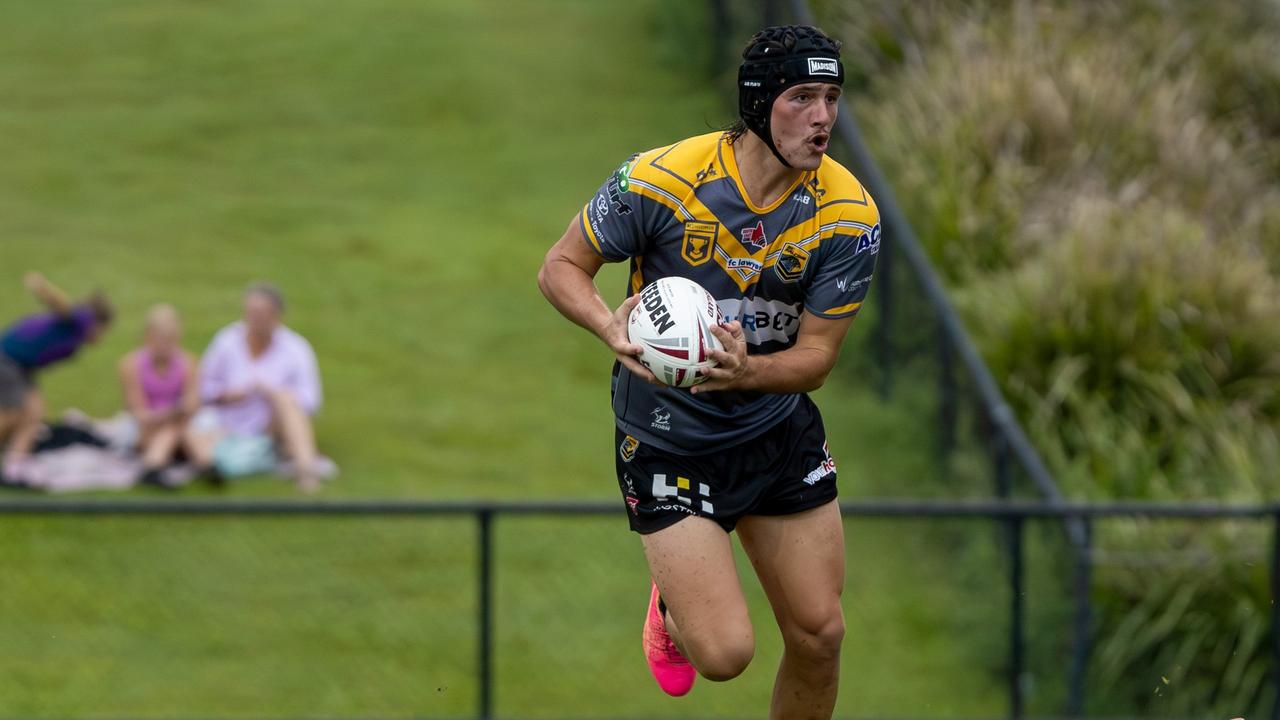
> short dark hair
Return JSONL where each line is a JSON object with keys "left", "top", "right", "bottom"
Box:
{"left": 86, "top": 290, "right": 113, "bottom": 326}
{"left": 725, "top": 119, "right": 749, "bottom": 144}
{"left": 245, "top": 281, "right": 285, "bottom": 313}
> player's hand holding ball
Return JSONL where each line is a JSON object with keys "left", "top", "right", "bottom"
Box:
{"left": 691, "top": 320, "right": 748, "bottom": 393}
{"left": 599, "top": 294, "right": 661, "bottom": 385}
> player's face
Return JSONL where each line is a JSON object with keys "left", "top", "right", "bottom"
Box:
{"left": 770, "top": 82, "right": 841, "bottom": 170}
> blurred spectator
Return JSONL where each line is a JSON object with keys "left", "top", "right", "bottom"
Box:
{"left": 118, "top": 303, "right": 208, "bottom": 487}
{"left": 196, "top": 282, "right": 325, "bottom": 492}
{"left": 0, "top": 272, "right": 112, "bottom": 481}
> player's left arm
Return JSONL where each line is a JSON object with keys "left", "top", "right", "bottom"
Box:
{"left": 692, "top": 312, "right": 854, "bottom": 395}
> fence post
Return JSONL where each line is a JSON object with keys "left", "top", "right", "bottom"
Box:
{"left": 1008, "top": 514, "right": 1025, "bottom": 720}
{"left": 763, "top": 0, "right": 780, "bottom": 27}
{"left": 876, "top": 232, "right": 894, "bottom": 399}
{"left": 709, "top": 0, "right": 729, "bottom": 76}
{"left": 938, "top": 323, "right": 956, "bottom": 465}
{"left": 994, "top": 430, "right": 1011, "bottom": 499}
{"left": 1271, "top": 511, "right": 1280, "bottom": 720}
{"left": 478, "top": 509, "right": 495, "bottom": 720}
{"left": 1067, "top": 518, "right": 1092, "bottom": 717}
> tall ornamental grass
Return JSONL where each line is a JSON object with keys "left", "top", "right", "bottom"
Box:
{"left": 824, "top": 0, "right": 1280, "bottom": 713}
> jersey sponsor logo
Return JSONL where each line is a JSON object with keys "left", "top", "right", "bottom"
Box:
{"left": 648, "top": 502, "right": 696, "bottom": 516}
{"left": 623, "top": 474, "right": 640, "bottom": 514}
{"left": 718, "top": 297, "right": 802, "bottom": 345}
{"left": 587, "top": 212, "right": 607, "bottom": 246}
{"left": 595, "top": 194, "right": 609, "bottom": 217}
{"left": 606, "top": 173, "right": 633, "bottom": 216}
{"left": 741, "top": 220, "right": 768, "bottom": 251}
{"left": 640, "top": 281, "right": 676, "bottom": 334}
{"left": 681, "top": 221, "right": 717, "bottom": 267}
{"left": 855, "top": 224, "right": 882, "bottom": 256}
{"left": 808, "top": 58, "right": 839, "bottom": 77}
{"left": 650, "top": 406, "right": 671, "bottom": 432}
{"left": 619, "top": 435, "right": 639, "bottom": 462}
{"left": 836, "top": 274, "right": 872, "bottom": 294}
{"left": 695, "top": 162, "right": 717, "bottom": 184}
{"left": 725, "top": 257, "right": 762, "bottom": 274}
{"left": 614, "top": 155, "right": 637, "bottom": 193}
{"left": 808, "top": 177, "right": 826, "bottom": 200}
{"left": 792, "top": 192, "right": 811, "bottom": 205}
{"left": 775, "top": 242, "right": 810, "bottom": 282}
{"left": 802, "top": 442, "right": 837, "bottom": 485}
{"left": 652, "top": 473, "right": 714, "bottom": 514}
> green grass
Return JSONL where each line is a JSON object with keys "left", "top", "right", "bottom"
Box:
{"left": 0, "top": 0, "right": 1010, "bottom": 716}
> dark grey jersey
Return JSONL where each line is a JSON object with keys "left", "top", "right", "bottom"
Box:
{"left": 582, "top": 132, "right": 880, "bottom": 454}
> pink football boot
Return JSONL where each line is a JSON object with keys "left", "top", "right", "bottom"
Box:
{"left": 643, "top": 581, "right": 696, "bottom": 696}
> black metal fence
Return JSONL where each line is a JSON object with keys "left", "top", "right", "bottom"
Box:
{"left": 2, "top": 497, "right": 1276, "bottom": 720}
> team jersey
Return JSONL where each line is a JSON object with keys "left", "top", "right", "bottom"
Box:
{"left": 581, "top": 131, "right": 881, "bottom": 454}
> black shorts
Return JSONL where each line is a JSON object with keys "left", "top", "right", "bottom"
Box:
{"left": 614, "top": 394, "right": 838, "bottom": 534}
{"left": 0, "top": 354, "right": 32, "bottom": 411}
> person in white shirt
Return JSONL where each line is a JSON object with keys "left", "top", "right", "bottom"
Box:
{"left": 195, "top": 282, "right": 324, "bottom": 492}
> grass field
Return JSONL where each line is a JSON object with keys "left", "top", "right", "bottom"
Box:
{"left": 0, "top": 1, "right": 1014, "bottom": 716}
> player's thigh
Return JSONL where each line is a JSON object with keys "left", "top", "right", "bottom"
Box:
{"left": 737, "top": 500, "right": 845, "bottom": 645}
{"left": 641, "top": 516, "right": 753, "bottom": 652}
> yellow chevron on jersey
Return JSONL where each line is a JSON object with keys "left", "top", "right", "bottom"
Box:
{"left": 606, "top": 132, "right": 878, "bottom": 294}
{"left": 582, "top": 130, "right": 879, "bottom": 325}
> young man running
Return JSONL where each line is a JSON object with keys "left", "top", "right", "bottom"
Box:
{"left": 538, "top": 25, "right": 880, "bottom": 718}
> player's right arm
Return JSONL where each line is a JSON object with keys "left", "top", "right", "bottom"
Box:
{"left": 537, "top": 214, "right": 657, "bottom": 383}
{"left": 23, "top": 271, "right": 72, "bottom": 317}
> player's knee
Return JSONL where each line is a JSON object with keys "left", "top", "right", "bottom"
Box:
{"left": 695, "top": 636, "right": 755, "bottom": 682}
{"left": 783, "top": 605, "right": 845, "bottom": 662}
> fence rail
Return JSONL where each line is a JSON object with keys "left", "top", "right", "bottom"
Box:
{"left": 4, "top": 497, "right": 1277, "bottom": 720}
{"left": 0, "top": 497, "right": 1276, "bottom": 518}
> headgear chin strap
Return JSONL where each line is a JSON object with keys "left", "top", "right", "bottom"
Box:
{"left": 738, "top": 26, "right": 844, "bottom": 168}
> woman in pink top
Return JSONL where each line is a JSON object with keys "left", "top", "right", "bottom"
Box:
{"left": 118, "top": 304, "right": 206, "bottom": 485}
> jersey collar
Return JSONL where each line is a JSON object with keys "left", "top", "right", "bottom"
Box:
{"left": 721, "top": 134, "right": 810, "bottom": 216}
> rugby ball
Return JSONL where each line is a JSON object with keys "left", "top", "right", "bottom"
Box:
{"left": 628, "top": 277, "right": 723, "bottom": 388}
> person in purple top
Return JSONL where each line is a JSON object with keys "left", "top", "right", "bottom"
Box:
{"left": 0, "top": 272, "right": 113, "bottom": 479}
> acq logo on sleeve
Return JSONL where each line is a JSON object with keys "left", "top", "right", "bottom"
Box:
{"left": 854, "top": 224, "right": 882, "bottom": 256}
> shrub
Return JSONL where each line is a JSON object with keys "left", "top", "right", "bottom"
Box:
{"left": 825, "top": 0, "right": 1280, "bottom": 713}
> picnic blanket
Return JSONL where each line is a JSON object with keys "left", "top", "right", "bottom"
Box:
{"left": 1, "top": 413, "right": 337, "bottom": 493}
